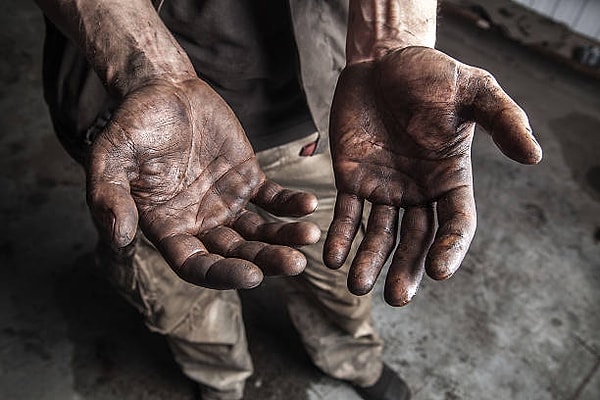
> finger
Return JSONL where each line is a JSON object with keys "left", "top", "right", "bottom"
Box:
{"left": 201, "top": 226, "right": 307, "bottom": 276}
{"left": 323, "top": 193, "right": 364, "bottom": 269}
{"left": 158, "top": 233, "right": 264, "bottom": 289}
{"left": 470, "top": 70, "right": 542, "bottom": 164}
{"left": 87, "top": 134, "right": 138, "bottom": 248}
{"left": 384, "top": 206, "right": 435, "bottom": 306}
{"left": 233, "top": 210, "right": 321, "bottom": 246}
{"left": 347, "top": 205, "right": 399, "bottom": 296}
{"left": 425, "top": 186, "right": 476, "bottom": 281}
{"left": 87, "top": 181, "right": 139, "bottom": 247}
{"left": 252, "top": 179, "right": 318, "bottom": 217}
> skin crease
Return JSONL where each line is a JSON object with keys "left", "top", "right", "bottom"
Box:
{"left": 346, "top": 0, "right": 437, "bottom": 64}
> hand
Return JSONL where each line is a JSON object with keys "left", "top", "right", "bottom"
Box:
{"left": 324, "top": 47, "right": 542, "bottom": 306}
{"left": 88, "top": 77, "right": 320, "bottom": 289}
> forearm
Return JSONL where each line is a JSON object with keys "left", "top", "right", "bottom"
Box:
{"left": 346, "top": 0, "right": 437, "bottom": 64}
{"left": 36, "top": 0, "right": 195, "bottom": 96}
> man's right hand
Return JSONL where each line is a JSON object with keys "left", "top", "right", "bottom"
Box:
{"left": 87, "top": 77, "right": 321, "bottom": 289}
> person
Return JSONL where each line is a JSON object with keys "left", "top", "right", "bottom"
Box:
{"left": 36, "top": 0, "right": 542, "bottom": 399}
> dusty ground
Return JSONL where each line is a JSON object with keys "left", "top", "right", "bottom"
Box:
{"left": 1, "top": 1, "right": 599, "bottom": 399}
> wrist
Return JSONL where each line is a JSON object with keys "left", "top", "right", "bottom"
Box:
{"left": 346, "top": 0, "right": 437, "bottom": 65}
{"left": 104, "top": 50, "right": 197, "bottom": 97}
{"left": 83, "top": 5, "right": 196, "bottom": 97}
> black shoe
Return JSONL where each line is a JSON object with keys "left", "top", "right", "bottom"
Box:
{"left": 353, "top": 364, "right": 411, "bottom": 400}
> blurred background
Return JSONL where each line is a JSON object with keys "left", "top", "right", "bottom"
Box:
{"left": 0, "top": 0, "right": 599, "bottom": 399}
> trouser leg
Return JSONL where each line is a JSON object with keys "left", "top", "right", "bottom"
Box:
{"left": 96, "top": 233, "right": 252, "bottom": 399}
{"left": 254, "top": 133, "right": 384, "bottom": 387}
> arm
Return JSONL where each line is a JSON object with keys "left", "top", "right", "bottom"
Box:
{"left": 346, "top": 0, "right": 437, "bottom": 64}
{"left": 36, "top": 0, "right": 195, "bottom": 96}
{"left": 324, "top": 0, "right": 542, "bottom": 305}
{"left": 37, "top": 0, "right": 321, "bottom": 289}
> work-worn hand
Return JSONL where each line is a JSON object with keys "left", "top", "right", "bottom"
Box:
{"left": 324, "top": 47, "right": 542, "bottom": 306}
{"left": 88, "top": 78, "right": 320, "bottom": 289}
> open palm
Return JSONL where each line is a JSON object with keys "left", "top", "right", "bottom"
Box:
{"left": 88, "top": 78, "right": 320, "bottom": 289}
{"left": 325, "top": 47, "right": 542, "bottom": 306}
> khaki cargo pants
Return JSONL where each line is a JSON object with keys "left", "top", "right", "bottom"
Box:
{"left": 97, "top": 133, "right": 383, "bottom": 400}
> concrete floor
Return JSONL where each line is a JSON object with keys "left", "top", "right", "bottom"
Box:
{"left": 1, "top": 1, "right": 599, "bottom": 399}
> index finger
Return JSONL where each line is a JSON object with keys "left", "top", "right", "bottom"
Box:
{"left": 425, "top": 186, "right": 476, "bottom": 281}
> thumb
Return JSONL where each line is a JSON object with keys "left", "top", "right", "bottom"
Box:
{"left": 470, "top": 70, "right": 542, "bottom": 164}
{"left": 87, "top": 128, "right": 139, "bottom": 248}
{"left": 87, "top": 181, "right": 138, "bottom": 248}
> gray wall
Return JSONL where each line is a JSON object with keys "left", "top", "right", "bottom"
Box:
{"left": 513, "top": 0, "right": 600, "bottom": 41}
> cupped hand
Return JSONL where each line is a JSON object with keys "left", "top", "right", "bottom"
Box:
{"left": 87, "top": 78, "right": 320, "bottom": 290}
{"left": 324, "top": 47, "right": 542, "bottom": 306}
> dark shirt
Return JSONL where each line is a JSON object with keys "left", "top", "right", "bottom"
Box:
{"left": 160, "top": 0, "right": 316, "bottom": 151}
{"left": 43, "top": 0, "right": 316, "bottom": 159}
